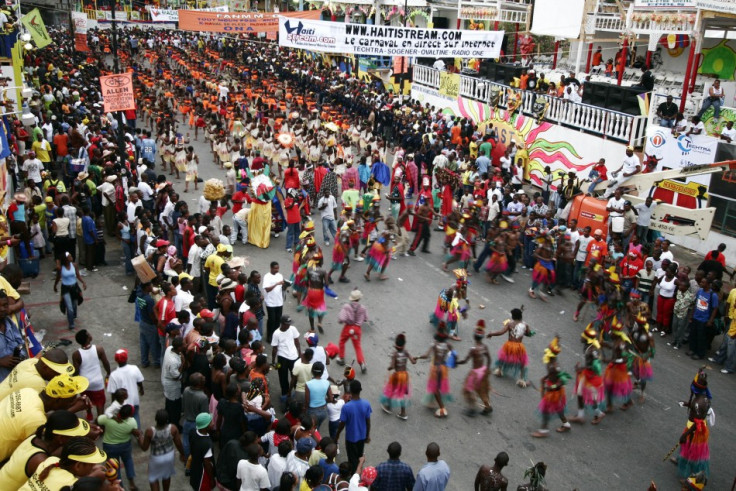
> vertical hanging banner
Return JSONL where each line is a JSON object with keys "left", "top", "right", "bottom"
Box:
{"left": 278, "top": 18, "right": 504, "bottom": 59}
{"left": 72, "top": 12, "right": 89, "bottom": 52}
{"left": 21, "top": 9, "right": 52, "bottom": 49}
{"left": 100, "top": 73, "right": 136, "bottom": 113}
{"left": 178, "top": 10, "right": 320, "bottom": 34}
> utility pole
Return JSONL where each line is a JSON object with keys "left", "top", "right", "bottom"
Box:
{"left": 109, "top": 0, "right": 129, "bottom": 167}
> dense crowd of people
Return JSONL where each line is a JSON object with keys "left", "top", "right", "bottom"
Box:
{"left": 0, "top": 23, "right": 732, "bottom": 491}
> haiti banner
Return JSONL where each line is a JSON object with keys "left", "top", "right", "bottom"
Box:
{"left": 179, "top": 10, "right": 319, "bottom": 34}
{"left": 100, "top": 73, "right": 136, "bottom": 113}
{"left": 278, "top": 18, "right": 504, "bottom": 59}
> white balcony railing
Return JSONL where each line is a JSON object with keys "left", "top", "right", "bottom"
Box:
{"left": 412, "top": 64, "right": 649, "bottom": 145}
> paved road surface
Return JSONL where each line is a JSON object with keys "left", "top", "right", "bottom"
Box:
{"left": 21, "top": 118, "right": 735, "bottom": 491}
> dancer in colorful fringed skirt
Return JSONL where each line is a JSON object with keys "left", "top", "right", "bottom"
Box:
{"left": 380, "top": 333, "right": 417, "bottom": 420}
{"left": 487, "top": 308, "right": 534, "bottom": 387}
{"left": 532, "top": 336, "right": 571, "bottom": 437}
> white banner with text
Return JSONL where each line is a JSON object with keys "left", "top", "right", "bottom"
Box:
{"left": 278, "top": 18, "right": 504, "bottom": 59}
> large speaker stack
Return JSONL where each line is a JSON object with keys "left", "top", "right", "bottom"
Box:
{"left": 479, "top": 62, "right": 525, "bottom": 85}
{"left": 581, "top": 81, "right": 647, "bottom": 116}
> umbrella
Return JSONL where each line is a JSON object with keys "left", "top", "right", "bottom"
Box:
{"left": 277, "top": 133, "right": 296, "bottom": 148}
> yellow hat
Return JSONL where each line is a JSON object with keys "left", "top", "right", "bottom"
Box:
{"left": 41, "top": 356, "right": 75, "bottom": 376}
{"left": 69, "top": 446, "right": 107, "bottom": 464}
{"left": 216, "top": 243, "right": 228, "bottom": 253}
{"left": 304, "top": 221, "right": 315, "bottom": 232}
{"left": 53, "top": 418, "right": 91, "bottom": 437}
{"left": 178, "top": 272, "right": 194, "bottom": 281}
{"left": 45, "top": 375, "right": 89, "bottom": 399}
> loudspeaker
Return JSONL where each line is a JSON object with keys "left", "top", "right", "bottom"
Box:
{"left": 433, "top": 17, "right": 449, "bottom": 29}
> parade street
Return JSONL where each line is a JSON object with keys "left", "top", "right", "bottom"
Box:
{"left": 22, "top": 130, "right": 734, "bottom": 491}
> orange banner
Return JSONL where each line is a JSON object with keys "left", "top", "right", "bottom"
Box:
{"left": 178, "top": 10, "right": 320, "bottom": 34}
{"left": 100, "top": 73, "right": 135, "bottom": 112}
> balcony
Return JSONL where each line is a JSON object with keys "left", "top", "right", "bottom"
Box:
{"left": 457, "top": 0, "right": 530, "bottom": 25}
{"left": 412, "top": 64, "right": 648, "bottom": 145}
{"left": 587, "top": 1, "right": 697, "bottom": 35}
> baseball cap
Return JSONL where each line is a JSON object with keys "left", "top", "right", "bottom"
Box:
{"left": 280, "top": 315, "right": 292, "bottom": 325}
{"left": 45, "top": 196, "right": 53, "bottom": 203}
{"left": 178, "top": 272, "right": 194, "bottom": 281}
{"left": 195, "top": 412, "right": 213, "bottom": 430}
{"left": 361, "top": 467, "right": 378, "bottom": 485}
{"left": 594, "top": 229, "right": 603, "bottom": 236}
{"left": 305, "top": 332, "right": 319, "bottom": 346}
{"left": 155, "top": 239, "right": 169, "bottom": 248}
{"left": 45, "top": 375, "right": 89, "bottom": 399}
{"left": 199, "top": 309, "right": 215, "bottom": 319}
{"left": 216, "top": 243, "right": 228, "bottom": 253}
{"left": 114, "top": 349, "right": 128, "bottom": 363}
{"left": 296, "top": 437, "right": 316, "bottom": 453}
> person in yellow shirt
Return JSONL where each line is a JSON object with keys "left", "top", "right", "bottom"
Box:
{"left": 30, "top": 134, "right": 52, "bottom": 166}
{"left": 0, "top": 374, "right": 89, "bottom": 462}
{"left": 19, "top": 436, "right": 107, "bottom": 491}
{"left": 0, "top": 348, "right": 74, "bottom": 401}
{"left": 203, "top": 243, "right": 228, "bottom": 310}
{"left": 0, "top": 410, "right": 91, "bottom": 490}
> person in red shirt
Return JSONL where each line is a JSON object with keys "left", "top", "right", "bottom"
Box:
{"left": 182, "top": 216, "right": 196, "bottom": 261}
{"left": 283, "top": 160, "right": 301, "bottom": 191}
{"left": 154, "top": 282, "right": 177, "bottom": 349}
{"left": 284, "top": 190, "right": 303, "bottom": 253}
{"left": 585, "top": 229, "right": 608, "bottom": 267}
{"left": 231, "top": 187, "right": 246, "bottom": 215}
{"left": 586, "top": 158, "right": 608, "bottom": 194}
{"left": 619, "top": 250, "right": 644, "bottom": 292}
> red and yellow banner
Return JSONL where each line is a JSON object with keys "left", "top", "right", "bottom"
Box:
{"left": 100, "top": 73, "right": 136, "bottom": 113}
{"left": 178, "top": 10, "right": 320, "bottom": 34}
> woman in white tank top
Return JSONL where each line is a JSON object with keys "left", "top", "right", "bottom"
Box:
{"left": 698, "top": 78, "right": 724, "bottom": 120}
{"left": 73, "top": 329, "right": 109, "bottom": 416}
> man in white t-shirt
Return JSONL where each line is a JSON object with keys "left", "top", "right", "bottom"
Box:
{"left": 603, "top": 146, "right": 641, "bottom": 198}
{"left": 218, "top": 83, "right": 229, "bottom": 102}
{"left": 262, "top": 261, "right": 284, "bottom": 343}
{"left": 606, "top": 188, "right": 626, "bottom": 241}
{"left": 22, "top": 152, "right": 44, "bottom": 184}
{"left": 236, "top": 444, "right": 270, "bottom": 491}
{"left": 271, "top": 316, "right": 301, "bottom": 398}
{"left": 106, "top": 349, "right": 144, "bottom": 426}
{"left": 317, "top": 189, "right": 338, "bottom": 246}
{"left": 573, "top": 226, "right": 593, "bottom": 289}
{"left": 720, "top": 120, "right": 736, "bottom": 143}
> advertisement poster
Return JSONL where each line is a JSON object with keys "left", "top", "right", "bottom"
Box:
{"left": 72, "top": 12, "right": 88, "bottom": 52}
{"left": 278, "top": 18, "right": 503, "bottom": 59}
{"left": 100, "top": 73, "right": 135, "bottom": 112}
{"left": 179, "top": 10, "right": 319, "bottom": 34}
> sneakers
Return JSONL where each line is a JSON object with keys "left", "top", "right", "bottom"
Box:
{"left": 325, "top": 241, "right": 330, "bottom": 246}
{"left": 360, "top": 363, "right": 367, "bottom": 374}
{"left": 286, "top": 248, "right": 293, "bottom": 253}
{"left": 720, "top": 369, "right": 733, "bottom": 374}
{"left": 501, "top": 274, "right": 514, "bottom": 283}
{"left": 91, "top": 268, "right": 99, "bottom": 272}
{"left": 336, "top": 358, "right": 345, "bottom": 366}
{"left": 79, "top": 269, "right": 89, "bottom": 277}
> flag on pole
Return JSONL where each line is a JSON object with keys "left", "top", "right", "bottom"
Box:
{"left": 21, "top": 9, "right": 52, "bottom": 49}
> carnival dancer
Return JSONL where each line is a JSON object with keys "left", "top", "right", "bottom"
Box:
{"left": 487, "top": 308, "right": 534, "bottom": 387}
{"left": 418, "top": 322, "right": 453, "bottom": 418}
{"left": 569, "top": 325, "right": 606, "bottom": 425}
{"left": 328, "top": 225, "right": 351, "bottom": 284}
{"left": 364, "top": 230, "right": 392, "bottom": 281}
{"left": 293, "top": 232, "right": 317, "bottom": 310}
{"left": 337, "top": 289, "right": 369, "bottom": 373}
{"left": 429, "top": 286, "right": 465, "bottom": 341}
{"left": 532, "top": 336, "right": 571, "bottom": 437}
{"left": 485, "top": 222, "right": 509, "bottom": 284}
{"left": 603, "top": 321, "right": 634, "bottom": 411}
{"left": 247, "top": 167, "right": 275, "bottom": 248}
{"left": 456, "top": 320, "right": 492, "bottom": 416}
{"left": 529, "top": 231, "right": 556, "bottom": 301}
{"left": 302, "top": 252, "right": 329, "bottom": 334}
{"left": 631, "top": 314, "right": 654, "bottom": 403}
{"left": 380, "top": 333, "right": 417, "bottom": 420}
{"left": 674, "top": 368, "right": 712, "bottom": 482}
{"left": 442, "top": 222, "right": 472, "bottom": 271}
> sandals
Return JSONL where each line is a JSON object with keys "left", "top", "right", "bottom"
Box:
{"left": 434, "top": 408, "right": 448, "bottom": 418}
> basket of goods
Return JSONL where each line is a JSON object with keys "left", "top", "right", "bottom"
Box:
{"left": 203, "top": 178, "right": 226, "bottom": 201}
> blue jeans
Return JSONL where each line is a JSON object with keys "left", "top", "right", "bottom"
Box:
{"left": 174, "top": 233, "right": 183, "bottom": 258}
{"left": 121, "top": 240, "right": 134, "bottom": 275}
{"left": 307, "top": 405, "right": 328, "bottom": 433}
{"left": 572, "top": 260, "right": 585, "bottom": 289}
{"left": 103, "top": 441, "right": 135, "bottom": 480}
{"left": 698, "top": 97, "right": 722, "bottom": 119}
{"left": 587, "top": 177, "right": 604, "bottom": 194}
{"left": 231, "top": 215, "right": 248, "bottom": 245}
{"left": 659, "top": 118, "right": 675, "bottom": 128}
{"left": 62, "top": 292, "right": 77, "bottom": 329}
{"left": 285, "top": 222, "right": 300, "bottom": 250}
{"left": 139, "top": 321, "right": 161, "bottom": 367}
{"left": 322, "top": 216, "right": 337, "bottom": 243}
{"left": 182, "top": 419, "right": 197, "bottom": 458}
{"left": 329, "top": 419, "right": 340, "bottom": 440}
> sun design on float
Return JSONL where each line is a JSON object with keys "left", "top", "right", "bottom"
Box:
{"left": 444, "top": 98, "right": 592, "bottom": 187}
